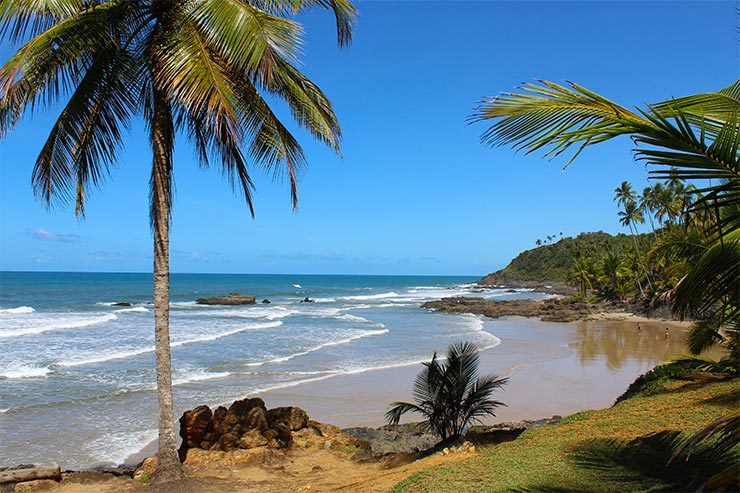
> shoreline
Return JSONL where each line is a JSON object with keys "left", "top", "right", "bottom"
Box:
{"left": 121, "top": 312, "right": 691, "bottom": 469}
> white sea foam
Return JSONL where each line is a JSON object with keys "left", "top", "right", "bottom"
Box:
{"left": 293, "top": 284, "right": 302, "bottom": 288}
{"left": 173, "top": 370, "right": 231, "bottom": 386}
{"left": 244, "top": 328, "right": 389, "bottom": 368}
{"left": 0, "top": 312, "right": 118, "bottom": 339}
{"left": 87, "top": 428, "right": 158, "bottom": 467}
{"left": 0, "top": 306, "right": 35, "bottom": 314}
{"left": 0, "top": 365, "right": 53, "bottom": 379}
{"left": 335, "top": 314, "right": 372, "bottom": 324}
{"left": 0, "top": 408, "right": 10, "bottom": 414}
{"left": 339, "top": 291, "right": 399, "bottom": 301}
{"left": 57, "top": 321, "right": 283, "bottom": 367}
{"left": 313, "top": 297, "right": 336, "bottom": 303}
{"left": 114, "top": 307, "right": 149, "bottom": 314}
{"left": 195, "top": 306, "right": 295, "bottom": 320}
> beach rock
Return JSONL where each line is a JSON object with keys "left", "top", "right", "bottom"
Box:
{"left": 262, "top": 299, "right": 271, "bottom": 304}
{"left": 238, "top": 429, "right": 269, "bottom": 449}
{"left": 266, "top": 406, "right": 309, "bottom": 431}
{"left": 178, "top": 398, "right": 311, "bottom": 455}
{"left": 196, "top": 293, "right": 256, "bottom": 306}
{"left": 218, "top": 432, "right": 241, "bottom": 452}
{"left": 132, "top": 456, "right": 156, "bottom": 481}
{"left": 111, "top": 302, "right": 132, "bottom": 307}
{"left": 421, "top": 297, "right": 618, "bottom": 323}
{"left": 300, "top": 297, "right": 314, "bottom": 303}
{"left": 180, "top": 405, "right": 212, "bottom": 448}
{"left": 12, "top": 479, "right": 58, "bottom": 491}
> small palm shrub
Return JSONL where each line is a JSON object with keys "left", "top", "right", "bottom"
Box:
{"left": 386, "top": 341, "right": 508, "bottom": 440}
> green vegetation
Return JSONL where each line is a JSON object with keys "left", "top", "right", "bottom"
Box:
{"left": 484, "top": 231, "right": 642, "bottom": 284}
{"left": 386, "top": 342, "right": 508, "bottom": 441}
{"left": 392, "top": 374, "right": 739, "bottom": 493}
{"left": 472, "top": 78, "right": 739, "bottom": 490}
{"left": 0, "top": 0, "right": 355, "bottom": 482}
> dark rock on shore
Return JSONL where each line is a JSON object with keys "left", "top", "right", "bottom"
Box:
{"left": 262, "top": 299, "right": 271, "bottom": 304}
{"left": 178, "top": 399, "right": 315, "bottom": 459}
{"left": 343, "top": 417, "right": 563, "bottom": 455}
{"left": 421, "top": 297, "right": 621, "bottom": 323}
{"left": 196, "top": 293, "right": 256, "bottom": 306}
{"left": 111, "top": 302, "right": 132, "bottom": 307}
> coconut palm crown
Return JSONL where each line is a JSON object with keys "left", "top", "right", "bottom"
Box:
{"left": 386, "top": 342, "right": 508, "bottom": 441}
{"left": 0, "top": 0, "right": 355, "bottom": 483}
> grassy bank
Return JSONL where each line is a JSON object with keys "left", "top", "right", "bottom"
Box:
{"left": 392, "top": 374, "right": 739, "bottom": 492}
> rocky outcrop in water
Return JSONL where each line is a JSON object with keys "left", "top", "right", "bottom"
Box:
{"left": 421, "top": 297, "right": 622, "bottom": 323}
{"left": 195, "top": 293, "right": 256, "bottom": 306}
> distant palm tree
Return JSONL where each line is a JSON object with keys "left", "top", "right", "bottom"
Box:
{"left": 386, "top": 342, "right": 508, "bottom": 441}
{"left": 567, "top": 253, "right": 594, "bottom": 298}
{"left": 0, "top": 0, "right": 355, "bottom": 483}
{"left": 639, "top": 186, "right": 659, "bottom": 238}
{"left": 614, "top": 181, "right": 636, "bottom": 208}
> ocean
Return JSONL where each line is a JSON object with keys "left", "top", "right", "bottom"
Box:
{"left": 0, "top": 272, "right": 546, "bottom": 469}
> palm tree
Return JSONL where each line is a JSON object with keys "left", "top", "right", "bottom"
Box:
{"left": 386, "top": 342, "right": 508, "bottom": 441}
{"left": 597, "top": 251, "right": 631, "bottom": 301}
{"left": 614, "top": 181, "right": 636, "bottom": 208}
{"left": 567, "top": 251, "right": 594, "bottom": 298}
{"left": 0, "top": 0, "right": 355, "bottom": 483}
{"left": 472, "top": 79, "right": 740, "bottom": 482}
{"left": 639, "top": 186, "right": 659, "bottom": 238}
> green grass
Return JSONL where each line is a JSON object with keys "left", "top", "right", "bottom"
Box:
{"left": 391, "top": 376, "right": 739, "bottom": 493}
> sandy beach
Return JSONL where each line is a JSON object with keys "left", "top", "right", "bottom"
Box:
{"left": 256, "top": 316, "right": 694, "bottom": 428}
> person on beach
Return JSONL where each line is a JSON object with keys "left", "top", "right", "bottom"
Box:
{"left": 637, "top": 322, "right": 641, "bottom": 333}
{"left": 665, "top": 327, "right": 670, "bottom": 339}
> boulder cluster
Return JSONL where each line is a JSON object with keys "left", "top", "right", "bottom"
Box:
{"left": 178, "top": 398, "right": 310, "bottom": 457}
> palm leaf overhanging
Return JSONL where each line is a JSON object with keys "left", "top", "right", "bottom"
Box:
{"left": 386, "top": 342, "right": 508, "bottom": 441}
{"left": 474, "top": 79, "right": 740, "bottom": 488}
{"left": 0, "top": 0, "right": 355, "bottom": 482}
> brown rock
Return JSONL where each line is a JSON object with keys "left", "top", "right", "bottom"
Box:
{"left": 218, "top": 432, "right": 240, "bottom": 452}
{"left": 208, "top": 406, "right": 228, "bottom": 435}
{"left": 267, "top": 406, "right": 309, "bottom": 431}
{"left": 244, "top": 407, "right": 269, "bottom": 431}
{"left": 272, "top": 423, "right": 293, "bottom": 448}
{"left": 133, "top": 456, "right": 156, "bottom": 481}
{"left": 238, "top": 429, "right": 269, "bottom": 449}
{"left": 196, "top": 294, "right": 256, "bottom": 306}
{"left": 13, "top": 480, "right": 58, "bottom": 491}
{"left": 179, "top": 405, "right": 212, "bottom": 450}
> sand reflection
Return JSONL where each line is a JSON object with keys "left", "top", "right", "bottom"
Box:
{"left": 572, "top": 321, "right": 689, "bottom": 371}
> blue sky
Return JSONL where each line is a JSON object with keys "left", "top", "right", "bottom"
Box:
{"left": 0, "top": 1, "right": 736, "bottom": 275}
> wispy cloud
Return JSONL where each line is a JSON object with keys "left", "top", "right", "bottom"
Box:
{"left": 27, "top": 228, "right": 81, "bottom": 243}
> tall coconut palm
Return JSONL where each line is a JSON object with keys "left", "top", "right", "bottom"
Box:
{"left": 618, "top": 200, "right": 650, "bottom": 295}
{"left": 639, "top": 186, "right": 659, "bottom": 238}
{"left": 0, "top": 0, "right": 355, "bottom": 483}
{"left": 614, "top": 181, "right": 636, "bottom": 208}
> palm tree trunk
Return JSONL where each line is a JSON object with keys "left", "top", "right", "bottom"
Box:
{"left": 628, "top": 223, "right": 646, "bottom": 298}
{"left": 150, "top": 89, "right": 182, "bottom": 483}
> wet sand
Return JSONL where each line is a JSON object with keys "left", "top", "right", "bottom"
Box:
{"left": 126, "top": 316, "right": 697, "bottom": 466}
{"left": 258, "top": 317, "right": 695, "bottom": 427}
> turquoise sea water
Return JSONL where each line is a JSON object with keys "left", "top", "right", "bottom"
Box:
{"left": 0, "top": 272, "right": 546, "bottom": 469}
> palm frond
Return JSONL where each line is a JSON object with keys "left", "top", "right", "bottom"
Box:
{"left": 245, "top": 0, "right": 356, "bottom": 47}
{"left": 671, "top": 229, "right": 740, "bottom": 322}
{"left": 473, "top": 80, "right": 649, "bottom": 167}
{"left": 652, "top": 80, "right": 740, "bottom": 131}
{"left": 0, "top": 0, "right": 85, "bottom": 42}
{"left": 190, "top": 0, "right": 302, "bottom": 73}
{"left": 0, "top": 1, "right": 138, "bottom": 137}
{"left": 31, "top": 33, "right": 140, "bottom": 214}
